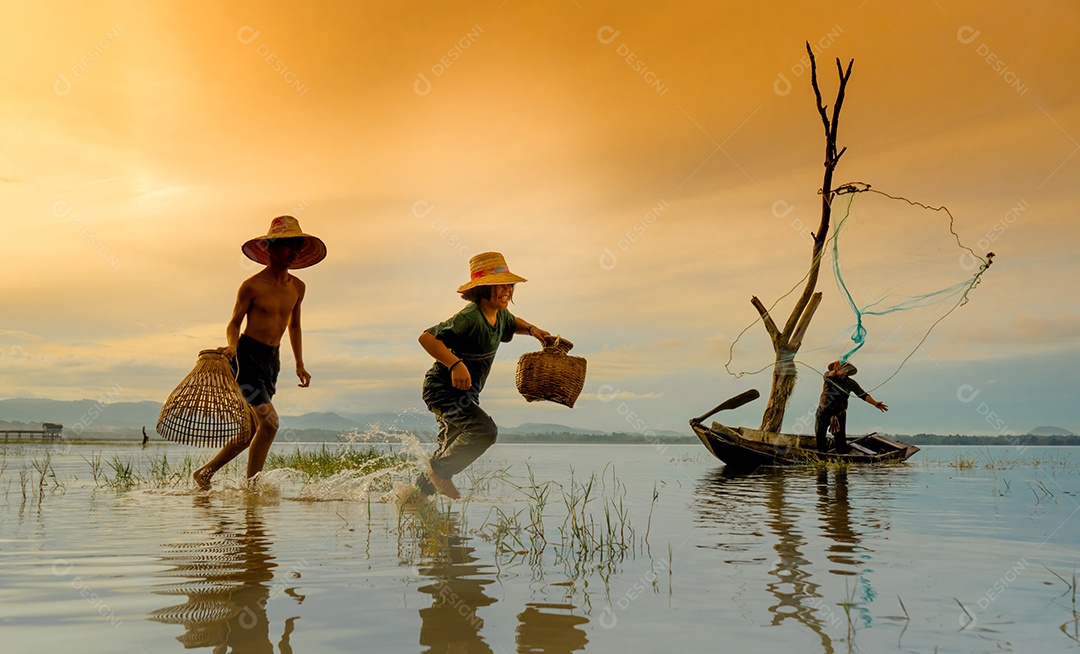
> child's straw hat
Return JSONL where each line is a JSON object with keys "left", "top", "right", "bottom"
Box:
{"left": 457, "top": 252, "right": 527, "bottom": 293}
{"left": 242, "top": 216, "right": 327, "bottom": 269}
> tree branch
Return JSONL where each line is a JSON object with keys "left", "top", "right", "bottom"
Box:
{"left": 751, "top": 296, "right": 781, "bottom": 346}
{"left": 807, "top": 43, "right": 830, "bottom": 136}
{"left": 788, "top": 292, "right": 823, "bottom": 350}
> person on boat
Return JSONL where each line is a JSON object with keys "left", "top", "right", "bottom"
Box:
{"left": 815, "top": 361, "right": 888, "bottom": 453}
{"left": 192, "top": 216, "right": 326, "bottom": 490}
{"left": 415, "top": 252, "right": 552, "bottom": 500}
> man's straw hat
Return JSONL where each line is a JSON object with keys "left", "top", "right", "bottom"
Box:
{"left": 242, "top": 216, "right": 327, "bottom": 269}
{"left": 457, "top": 252, "right": 527, "bottom": 293}
{"left": 828, "top": 361, "right": 858, "bottom": 376}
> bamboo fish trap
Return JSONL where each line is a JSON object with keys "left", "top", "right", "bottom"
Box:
{"left": 157, "top": 349, "right": 254, "bottom": 447}
{"left": 515, "top": 336, "right": 587, "bottom": 408}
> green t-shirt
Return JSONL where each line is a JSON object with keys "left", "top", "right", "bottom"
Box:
{"left": 422, "top": 302, "right": 517, "bottom": 407}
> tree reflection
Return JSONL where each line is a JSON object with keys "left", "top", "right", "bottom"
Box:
{"left": 149, "top": 497, "right": 302, "bottom": 652}
{"left": 695, "top": 466, "right": 872, "bottom": 653}
{"left": 817, "top": 470, "right": 859, "bottom": 571}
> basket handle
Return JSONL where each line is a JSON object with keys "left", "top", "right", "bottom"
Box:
{"left": 542, "top": 335, "right": 573, "bottom": 353}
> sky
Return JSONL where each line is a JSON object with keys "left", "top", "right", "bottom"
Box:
{"left": 1, "top": 0, "right": 1078, "bottom": 436}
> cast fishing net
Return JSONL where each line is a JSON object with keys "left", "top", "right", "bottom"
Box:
{"left": 726, "top": 182, "right": 994, "bottom": 392}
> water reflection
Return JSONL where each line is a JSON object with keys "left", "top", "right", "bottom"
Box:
{"left": 149, "top": 497, "right": 302, "bottom": 652}
{"left": 516, "top": 602, "right": 588, "bottom": 653}
{"left": 413, "top": 534, "right": 589, "bottom": 653}
{"left": 416, "top": 539, "right": 497, "bottom": 653}
{"left": 817, "top": 470, "right": 859, "bottom": 572}
{"left": 695, "top": 466, "right": 879, "bottom": 652}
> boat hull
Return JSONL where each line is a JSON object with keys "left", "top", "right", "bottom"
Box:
{"left": 690, "top": 419, "right": 919, "bottom": 468}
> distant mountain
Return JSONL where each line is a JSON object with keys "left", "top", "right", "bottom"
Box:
{"left": 0, "top": 398, "right": 159, "bottom": 430}
{"left": 0, "top": 397, "right": 689, "bottom": 438}
{"left": 336, "top": 412, "right": 437, "bottom": 432}
{"left": 1027, "top": 426, "right": 1077, "bottom": 436}
{"left": 0, "top": 398, "right": 436, "bottom": 434}
{"left": 501, "top": 422, "right": 606, "bottom": 435}
{"left": 279, "top": 412, "right": 362, "bottom": 430}
{"left": 497, "top": 422, "right": 689, "bottom": 437}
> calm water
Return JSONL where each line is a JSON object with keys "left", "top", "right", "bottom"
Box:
{"left": 1, "top": 442, "right": 1078, "bottom": 653}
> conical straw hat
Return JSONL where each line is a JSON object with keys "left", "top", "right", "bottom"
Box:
{"left": 456, "top": 252, "right": 527, "bottom": 293}
{"left": 242, "top": 215, "right": 327, "bottom": 269}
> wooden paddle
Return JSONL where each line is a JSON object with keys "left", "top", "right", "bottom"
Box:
{"left": 691, "top": 389, "right": 760, "bottom": 424}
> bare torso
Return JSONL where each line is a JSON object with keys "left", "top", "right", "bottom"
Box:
{"left": 238, "top": 270, "right": 304, "bottom": 346}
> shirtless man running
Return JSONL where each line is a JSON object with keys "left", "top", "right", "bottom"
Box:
{"left": 193, "top": 216, "right": 326, "bottom": 490}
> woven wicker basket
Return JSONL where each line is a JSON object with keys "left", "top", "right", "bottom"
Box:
{"left": 516, "top": 337, "right": 587, "bottom": 408}
{"left": 157, "top": 349, "right": 255, "bottom": 447}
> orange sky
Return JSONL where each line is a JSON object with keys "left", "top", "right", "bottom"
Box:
{"left": 2, "top": 0, "right": 1078, "bottom": 434}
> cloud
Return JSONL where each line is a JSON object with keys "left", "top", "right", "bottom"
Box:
{"left": 943, "top": 312, "right": 1080, "bottom": 355}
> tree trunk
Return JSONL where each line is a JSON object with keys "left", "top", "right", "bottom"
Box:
{"left": 760, "top": 348, "right": 798, "bottom": 432}
{"left": 756, "top": 44, "right": 853, "bottom": 433}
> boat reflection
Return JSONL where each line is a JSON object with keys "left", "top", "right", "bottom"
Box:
{"left": 695, "top": 466, "right": 878, "bottom": 652}
{"left": 149, "top": 497, "right": 302, "bottom": 652}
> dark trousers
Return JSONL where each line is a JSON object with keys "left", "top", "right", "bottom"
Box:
{"left": 815, "top": 407, "right": 847, "bottom": 453}
{"left": 417, "top": 400, "right": 498, "bottom": 495}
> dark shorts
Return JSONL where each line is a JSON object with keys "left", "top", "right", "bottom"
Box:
{"left": 231, "top": 334, "right": 280, "bottom": 406}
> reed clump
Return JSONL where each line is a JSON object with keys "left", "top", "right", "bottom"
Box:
{"left": 266, "top": 445, "right": 410, "bottom": 482}
{"left": 473, "top": 464, "right": 638, "bottom": 575}
{"left": 393, "top": 462, "right": 646, "bottom": 579}
{"left": 949, "top": 455, "right": 977, "bottom": 470}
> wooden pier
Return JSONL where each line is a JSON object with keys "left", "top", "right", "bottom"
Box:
{"left": 1, "top": 423, "right": 63, "bottom": 441}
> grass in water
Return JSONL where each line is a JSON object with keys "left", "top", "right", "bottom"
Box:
{"left": 265, "top": 445, "right": 410, "bottom": 481}
{"left": 58, "top": 444, "right": 412, "bottom": 491}
{"left": 949, "top": 455, "right": 977, "bottom": 470}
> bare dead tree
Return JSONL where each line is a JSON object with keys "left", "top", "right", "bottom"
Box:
{"left": 755, "top": 43, "right": 854, "bottom": 433}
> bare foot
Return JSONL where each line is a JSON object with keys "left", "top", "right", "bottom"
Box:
{"left": 193, "top": 467, "right": 213, "bottom": 491}
{"left": 390, "top": 483, "right": 431, "bottom": 506}
{"left": 427, "top": 468, "right": 461, "bottom": 500}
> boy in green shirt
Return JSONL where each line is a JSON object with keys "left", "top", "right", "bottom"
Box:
{"left": 417, "top": 252, "right": 551, "bottom": 499}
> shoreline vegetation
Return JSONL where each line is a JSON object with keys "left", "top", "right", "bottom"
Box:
{"left": 4, "top": 431, "right": 1080, "bottom": 446}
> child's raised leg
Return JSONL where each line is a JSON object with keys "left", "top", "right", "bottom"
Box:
{"left": 420, "top": 402, "right": 497, "bottom": 498}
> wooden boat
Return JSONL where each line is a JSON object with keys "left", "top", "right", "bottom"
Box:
{"left": 689, "top": 390, "right": 920, "bottom": 468}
